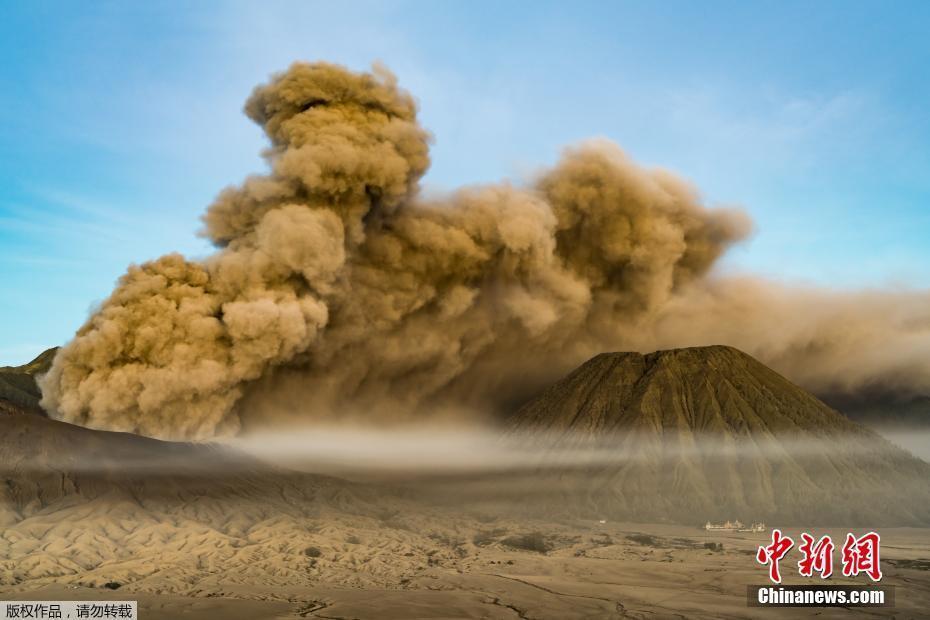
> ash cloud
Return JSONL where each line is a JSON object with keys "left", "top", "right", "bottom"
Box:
{"left": 39, "top": 61, "right": 930, "bottom": 439}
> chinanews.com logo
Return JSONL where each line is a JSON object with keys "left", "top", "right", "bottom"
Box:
{"left": 748, "top": 529, "right": 894, "bottom": 608}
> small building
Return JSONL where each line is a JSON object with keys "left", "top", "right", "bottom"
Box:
{"left": 703, "top": 520, "right": 766, "bottom": 532}
{"left": 704, "top": 520, "right": 744, "bottom": 531}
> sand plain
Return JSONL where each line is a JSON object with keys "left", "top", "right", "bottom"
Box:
{"left": 2, "top": 487, "right": 928, "bottom": 619}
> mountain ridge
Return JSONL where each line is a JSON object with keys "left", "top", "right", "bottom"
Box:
{"left": 506, "top": 345, "right": 930, "bottom": 525}
{"left": 511, "top": 345, "right": 877, "bottom": 437}
{"left": 0, "top": 347, "right": 57, "bottom": 416}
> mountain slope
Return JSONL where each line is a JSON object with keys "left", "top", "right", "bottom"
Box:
{"left": 0, "top": 413, "right": 470, "bottom": 593}
{"left": 0, "top": 347, "right": 57, "bottom": 415}
{"left": 0, "top": 413, "right": 321, "bottom": 527}
{"left": 507, "top": 345, "right": 930, "bottom": 525}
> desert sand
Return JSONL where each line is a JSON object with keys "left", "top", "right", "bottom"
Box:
{"left": 1, "top": 472, "right": 929, "bottom": 619}
{"left": 3, "top": 350, "right": 928, "bottom": 618}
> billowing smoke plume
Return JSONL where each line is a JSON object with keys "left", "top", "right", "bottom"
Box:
{"left": 39, "top": 62, "right": 930, "bottom": 439}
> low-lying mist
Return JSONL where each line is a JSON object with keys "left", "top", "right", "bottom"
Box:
{"left": 226, "top": 424, "right": 930, "bottom": 480}
{"left": 871, "top": 427, "right": 930, "bottom": 462}
{"left": 4, "top": 416, "right": 927, "bottom": 526}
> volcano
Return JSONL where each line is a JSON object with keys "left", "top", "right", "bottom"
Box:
{"left": 507, "top": 345, "right": 930, "bottom": 525}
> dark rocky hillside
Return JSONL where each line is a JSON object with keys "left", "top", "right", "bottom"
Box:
{"left": 0, "top": 347, "right": 57, "bottom": 416}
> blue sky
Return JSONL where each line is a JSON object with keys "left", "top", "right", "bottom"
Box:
{"left": 1, "top": 1, "right": 929, "bottom": 364}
